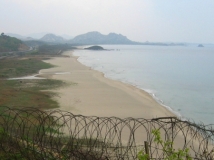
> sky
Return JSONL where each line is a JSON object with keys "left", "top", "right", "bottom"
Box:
{"left": 1, "top": 0, "right": 214, "bottom": 43}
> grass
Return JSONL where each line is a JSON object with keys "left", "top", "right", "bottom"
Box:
{"left": 0, "top": 54, "right": 73, "bottom": 109}
{"left": 0, "top": 57, "right": 54, "bottom": 78}
{"left": 0, "top": 79, "right": 67, "bottom": 109}
{"left": 0, "top": 45, "right": 79, "bottom": 159}
{"left": 0, "top": 53, "right": 74, "bottom": 109}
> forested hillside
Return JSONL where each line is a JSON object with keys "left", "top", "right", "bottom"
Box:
{"left": 0, "top": 33, "right": 25, "bottom": 52}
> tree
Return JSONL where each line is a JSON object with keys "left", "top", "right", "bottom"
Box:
{"left": 1, "top": 33, "right": 4, "bottom": 36}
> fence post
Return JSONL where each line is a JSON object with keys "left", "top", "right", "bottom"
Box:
{"left": 171, "top": 118, "right": 175, "bottom": 148}
{"left": 144, "top": 141, "right": 150, "bottom": 160}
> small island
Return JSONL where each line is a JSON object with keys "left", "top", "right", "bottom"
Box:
{"left": 198, "top": 44, "right": 204, "bottom": 47}
{"left": 84, "top": 45, "right": 105, "bottom": 50}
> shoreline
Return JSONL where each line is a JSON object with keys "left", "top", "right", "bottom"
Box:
{"left": 39, "top": 50, "right": 176, "bottom": 119}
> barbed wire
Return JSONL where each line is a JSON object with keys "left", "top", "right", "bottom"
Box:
{"left": 0, "top": 106, "right": 213, "bottom": 159}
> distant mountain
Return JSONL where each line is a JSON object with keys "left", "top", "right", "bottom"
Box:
{"left": 6, "top": 33, "right": 34, "bottom": 41}
{"left": 69, "top": 31, "right": 138, "bottom": 45}
{"left": 198, "top": 44, "right": 204, "bottom": 47}
{"left": 6, "top": 33, "right": 26, "bottom": 40}
{"left": 40, "top": 34, "right": 65, "bottom": 43}
{"left": 27, "top": 32, "right": 49, "bottom": 39}
{"left": 6, "top": 32, "right": 186, "bottom": 46}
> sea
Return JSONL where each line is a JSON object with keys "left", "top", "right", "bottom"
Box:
{"left": 73, "top": 44, "right": 214, "bottom": 125}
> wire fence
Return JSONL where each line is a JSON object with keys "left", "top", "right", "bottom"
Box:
{"left": 0, "top": 106, "right": 213, "bottom": 159}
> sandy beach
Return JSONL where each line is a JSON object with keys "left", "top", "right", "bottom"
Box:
{"left": 40, "top": 50, "right": 175, "bottom": 119}
{"left": 39, "top": 50, "right": 213, "bottom": 156}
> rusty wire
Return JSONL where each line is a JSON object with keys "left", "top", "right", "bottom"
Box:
{"left": 0, "top": 106, "right": 213, "bottom": 159}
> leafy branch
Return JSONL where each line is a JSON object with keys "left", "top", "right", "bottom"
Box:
{"left": 138, "top": 129, "right": 192, "bottom": 160}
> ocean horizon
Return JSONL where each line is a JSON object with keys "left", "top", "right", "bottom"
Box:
{"left": 73, "top": 44, "right": 214, "bottom": 125}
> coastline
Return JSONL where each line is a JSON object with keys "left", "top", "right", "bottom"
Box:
{"left": 39, "top": 50, "right": 176, "bottom": 119}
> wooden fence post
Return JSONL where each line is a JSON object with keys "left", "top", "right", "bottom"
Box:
{"left": 144, "top": 141, "right": 150, "bottom": 160}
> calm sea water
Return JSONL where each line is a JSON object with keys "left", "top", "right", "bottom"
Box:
{"left": 73, "top": 45, "right": 214, "bottom": 124}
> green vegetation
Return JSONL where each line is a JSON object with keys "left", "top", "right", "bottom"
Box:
{"left": 19, "top": 43, "right": 75, "bottom": 56}
{"left": 0, "top": 101, "right": 112, "bottom": 159}
{"left": 23, "top": 40, "right": 45, "bottom": 48}
{"left": 0, "top": 57, "right": 54, "bottom": 78}
{"left": 0, "top": 43, "right": 76, "bottom": 109}
{"left": 0, "top": 42, "right": 80, "bottom": 159}
{"left": 0, "top": 107, "right": 105, "bottom": 159}
{"left": 138, "top": 129, "right": 192, "bottom": 160}
{"left": 0, "top": 79, "right": 67, "bottom": 109}
{"left": 0, "top": 108, "right": 61, "bottom": 159}
{"left": 0, "top": 33, "right": 23, "bottom": 52}
{"left": 84, "top": 45, "right": 104, "bottom": 50}
{"left": 38, "top": 44, "right": 75, "bottom": 54}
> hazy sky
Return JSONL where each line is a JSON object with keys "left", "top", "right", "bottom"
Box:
{"left": 1, "top": 0, "right": 214, "bottom": 43}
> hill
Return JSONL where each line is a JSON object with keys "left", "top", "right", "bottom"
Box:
{"left": 69, "top": 31, "right": 139, "bottom": 45}
{"left": 0, "top": 33, "right": 29, "bottom": 52}
{"left": 84, "top": 45, "right": 105, "bottom": 50}
{"left": 40, "top": 34, "right": 65, "bottom": 43}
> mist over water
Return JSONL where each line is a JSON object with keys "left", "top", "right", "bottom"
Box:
{"left": 73, "top": 45, "right": 214, "bottom": 124}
